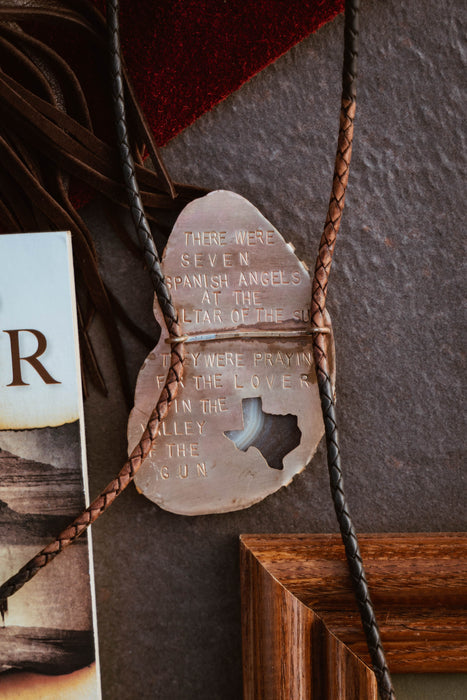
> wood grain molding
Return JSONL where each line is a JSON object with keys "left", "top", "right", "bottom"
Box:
{"left": 240, "top": 533, "right": 467, "bottom": 699}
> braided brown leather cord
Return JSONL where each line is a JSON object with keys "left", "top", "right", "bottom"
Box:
{"left": 311, "top": 2, "right": 395, "bottom": 698}
{"left": 0, "top": 341, "right": 184, "bottom": 614}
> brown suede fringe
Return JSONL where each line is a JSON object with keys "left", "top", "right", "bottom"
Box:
{"left": 0, "top": 0, "right": 207, "bottom": 404}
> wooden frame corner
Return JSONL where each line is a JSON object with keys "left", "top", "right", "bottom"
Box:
{"left": 240, "top": 533, "right": 467, "bottom": 699}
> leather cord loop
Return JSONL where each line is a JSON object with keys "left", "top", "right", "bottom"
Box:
{"left": 0, "top": 6, "right": 396, "bottom": 697}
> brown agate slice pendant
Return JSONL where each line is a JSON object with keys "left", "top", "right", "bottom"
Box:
{"left": 127, "top": 190, "right": 334, "bottom": 515}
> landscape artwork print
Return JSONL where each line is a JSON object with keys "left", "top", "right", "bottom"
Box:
{"left": 0, "top": 232, "right": 101, "bottom": 698}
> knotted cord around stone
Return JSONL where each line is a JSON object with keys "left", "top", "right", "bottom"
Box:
{"left": 311, "top": 1, "right": 395, "bottom": 698}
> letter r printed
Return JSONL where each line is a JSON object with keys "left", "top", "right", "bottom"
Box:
{"left": 4, "top": 329, "right": 61, "bottom": 386}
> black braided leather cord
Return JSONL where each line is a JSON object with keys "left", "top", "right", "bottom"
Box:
{"left": 318, "top": 370, "right": 395, "bottom": 699}
{"left": 107, "top": 0, "right": 178, "bottom": 331}
{"left": 311, "top": 1, "right": 395, "bottom": 698}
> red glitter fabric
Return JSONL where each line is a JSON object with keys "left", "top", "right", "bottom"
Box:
{"left": 0, "top": 5, "right": 344, "bottom": 221}
{"left": 49, "top": 1, "right": 342, "bottom": 207}
{"left": 96, "top": 0, "right": 344, "bottom": 144}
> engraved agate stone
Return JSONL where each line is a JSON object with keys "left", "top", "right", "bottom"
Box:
{"left": 127, "top": 190, "right": 334, "bottom": 515}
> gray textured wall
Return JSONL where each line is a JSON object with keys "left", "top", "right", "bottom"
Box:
{"left": 83, "top": 0, "right": 466, "bottom": 697}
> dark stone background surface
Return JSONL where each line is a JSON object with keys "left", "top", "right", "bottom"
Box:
{"left": 82, "top": 0, "right": 466, "bottom": 697}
